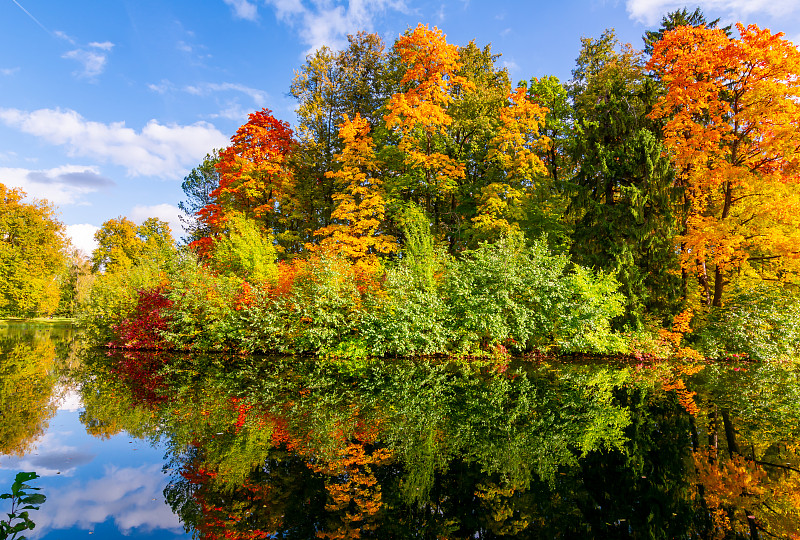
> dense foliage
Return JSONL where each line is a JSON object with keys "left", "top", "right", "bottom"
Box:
{"left": 0, "top": 184, "right": 68, "bottom": 318}
{"left": 75, "top": 13, "right": 800, "bottom": 361}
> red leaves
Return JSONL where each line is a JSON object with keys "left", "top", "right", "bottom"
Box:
{"left": 110, "top": 286, "right": 173, "bottom": 350}
{"left": 192, "top": 108, "right": 297, "bottom": 256}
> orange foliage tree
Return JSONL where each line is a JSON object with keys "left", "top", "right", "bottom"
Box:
{"left": 648, "top": 24, "right": 800, "bottom": 307}
{"left": 384, "top": 24, "right": 472, "bottom": 229}
{"left": 193, "top": 108, "right": 296, "bottom": 257}
{"left": 312, "top": 114, "right": 397, "bottom": 272}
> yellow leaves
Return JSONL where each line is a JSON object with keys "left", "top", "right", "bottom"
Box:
{"left": 472, "top": 182, "right": 525, "bottom": 240}
{"left": 472, "top": 87, "right": 550, "bottom": 240}
{"left": 488, "top": 86, "right": 549, "bottom": 182}
{"left": 313, "top": 114, "right": 397, "bottom": 266}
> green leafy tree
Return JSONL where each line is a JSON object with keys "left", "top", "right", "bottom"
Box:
{"left": 91, "top": 217, "right": 141, "bottom": 273}
{"left": 91, "top": 216, "right": 174, "bottom": 273}
{"left": 178, "top": 152, "right": 220, "bottom": 245}
{"left": 210, "top": 213, "right": 277, "bottom": 284}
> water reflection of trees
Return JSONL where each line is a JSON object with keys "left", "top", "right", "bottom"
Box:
{"left": 76, "top": 350, "right": 800, "bottom": 539}
{"left": 0, "top": 324, "right": 76, "bottom": 456}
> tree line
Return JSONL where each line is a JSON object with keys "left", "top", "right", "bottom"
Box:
{"left": 6, "top": 9, "right": 800, "bottom": 359}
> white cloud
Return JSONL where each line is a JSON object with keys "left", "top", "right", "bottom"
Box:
{"left": 1, "top": 67, "right": 19, "bottom": 76}
{"left": 0, "top": 430, "right": 95, "bottom": 477}
{"left": 188, "top": 82, "right": 269, "bottom": 107}
{"left": 224, "top": 0, "right": 259, "bottom": 20}
{"left": 54, "top": 30, "right": 76, "bottom": 44}
{"left": 176, "top": 40, "right": 193, "bottom": 53}
{"left": 62, "top": 42, "right": 114, "bottom": 79}
{"left": 88, "top": 40, "right": 114, "bottom": 50}
{"left": 626, "top": 0, "right": 800, "bottom": 26}
{"left": 130, "top": 204, "right": 190, "bottom": 239}
{"left": 195, "top": 83, "right": 269, "bottom": 107}
{"left": 66, "top": 223, "right": 100, "bottom": 258}
{"left": 0, "top": 164, "right": 113, "bottom": 205}
{"left": 55, "top": 387, "right": 84, "bottom": 412}
{"left": 26, "top": 465, "right": 183, "bottom": 538}
{"left": 0, "top": 108, "right": 228, "bottom": 179}
{"left": 147, "top": 79, "right": 173, "bottom": 94}
{"left": 263, "top": 0, "right": 409, "bottom": 54}
{"left": 209, "top": 102, "right": 250, "bottom": 121}
{"left": 502, "top": 59, "right": 520, "bottom": 74}
{"left": 63, "top": 49, "right": 107, "bottom": 78}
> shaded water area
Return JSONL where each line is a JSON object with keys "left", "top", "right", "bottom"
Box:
{"left": 1, "top": 322, "right": 799, "bottom": 538}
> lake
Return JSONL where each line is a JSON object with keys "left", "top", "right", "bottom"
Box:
{"left": 1, "top": 322, "right": 799, "bottom": 538}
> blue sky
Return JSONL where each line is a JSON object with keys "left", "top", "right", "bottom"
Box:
{"left": 2, "top": 0, "right": 799, "bottom": 256}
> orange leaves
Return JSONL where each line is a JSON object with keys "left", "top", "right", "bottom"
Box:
{"left": 385, "top": 24, "right": 468, "bottom": 134}
{"left": 384, "top": 24, "right": 470, "bottom": 197}
{"left": 692, "top": 447, "right": 768, "bottom": 534}
{"left": 310, "top": 440, "right": 393, "bottom": 539}
{"left": 649, "top": 23, "right": 800, "bottom": 302}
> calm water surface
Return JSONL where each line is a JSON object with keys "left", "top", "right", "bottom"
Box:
{"left": 1, "top": 322, "right": 799, "bottom": 539}
{"left": 0, "top": 323, "right": 188, "bottom": 539}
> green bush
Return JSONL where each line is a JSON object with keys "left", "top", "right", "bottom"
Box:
{"left": 360, "top": 262, "right": 449, "bottom": 356}
{"left": 77, "top": 253, "right": 167, "bottom": 345}
{"left": 443, "top": 236, "right": 626, "bottom": 354}
{"left": 695, "top": 284, "right": 800, "bottom": 362}
{"left": 160, "top": 251, "right": 244, "bottom": 351}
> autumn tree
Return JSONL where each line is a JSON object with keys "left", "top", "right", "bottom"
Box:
{"left": 195, "top": 109, "right": 296, "bottom": 256}
{"left": 313, "top": 114, "right": 397, "bottom": 271}
{"left": 649, "top": 23, "right": 800, "bottom": 307}
{"left": 384, "top": 24, "right": 472, "bottom": 238}
{"left": 92, "top": 216, "right": 174, "bottom": 273}
{"left": 290, "top": 33, "right": 389, "bottom": 241}
{"left": 0, "top": 183, "right": 67, "bottom": 317}
{"left": 91, "top": 217, "right": 141, "bottom": 273}
{"left": 472, "top": 86, "right": 549, "bottom": 241}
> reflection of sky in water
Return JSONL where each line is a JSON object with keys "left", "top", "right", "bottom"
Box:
{"left": 0, "top": 405, "right": 189, "bottom": 539}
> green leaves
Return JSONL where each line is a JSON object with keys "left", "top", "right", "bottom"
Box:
{"left": 0, "top": 472, "right": 46, "bottom": 540}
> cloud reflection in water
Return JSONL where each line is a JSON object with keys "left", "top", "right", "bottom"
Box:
{"left": 29, "top": 464, "right": 184, "bottom": 537}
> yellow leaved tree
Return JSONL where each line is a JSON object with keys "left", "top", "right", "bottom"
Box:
{"left": 473, "top": 86, "right": 550, "bottom": 240}
{"left": 313, "top": 114, "right": 397, "bottom": 273}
